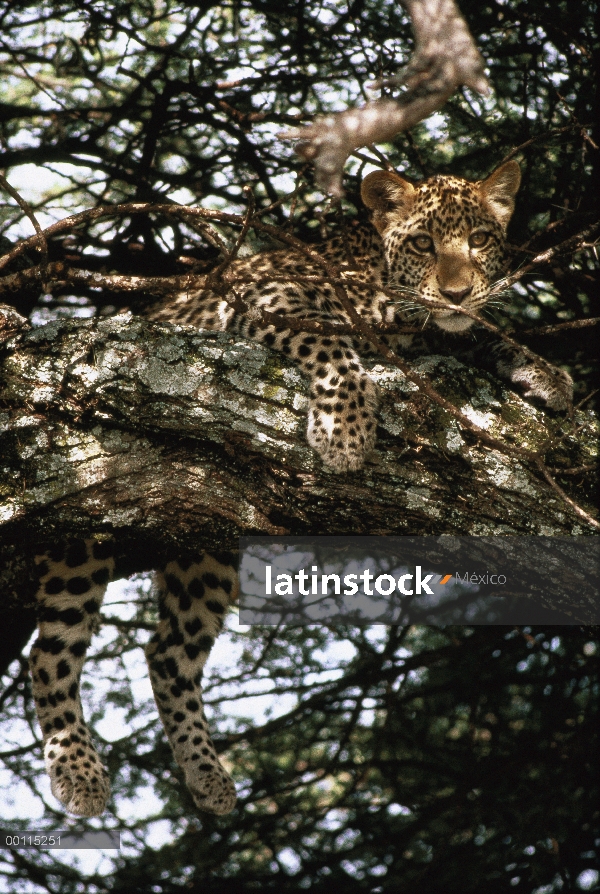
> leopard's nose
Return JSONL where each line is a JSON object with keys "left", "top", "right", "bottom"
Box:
{"left": 439, "top": 286, "right": 473, "bottom": 302}
{"left": 440, "top": 286, "right": 473, "bottom": 304}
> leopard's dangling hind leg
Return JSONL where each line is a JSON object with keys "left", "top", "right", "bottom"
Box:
{"left": 30, "top": 539, "right": 114, "bottom": 816}
{"left": 145, "top": 551, "right": 238, "bottom": 815}
{"left": 31, "top": 541, "right": 237, "bottom": 817}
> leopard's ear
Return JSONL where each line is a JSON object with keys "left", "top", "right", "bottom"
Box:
{"left": 361, "top": 170, "right": 415, "bottom": 233}
{"left": 479, "top": 161, "right": 521, "bottom": 230}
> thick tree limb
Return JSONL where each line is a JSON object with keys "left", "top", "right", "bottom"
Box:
{"left": 280, "top": 0, "right": 489, "bottom": 195}
{"left": 0, "top": 313, "right": 597, "bottom": 620}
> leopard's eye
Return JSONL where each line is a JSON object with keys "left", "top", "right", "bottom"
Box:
{"left": 410, "top": 234, "right": 434, "bottom": 253}
{"left": 469, "top": 231, "right": 490, "bottom": 249}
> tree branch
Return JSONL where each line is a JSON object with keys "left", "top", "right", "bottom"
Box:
{"left": 279, "top": 0, "right": 489, "bottom": 195}
{"left": 1, "top": 313, "right": 596, "bottom": 603}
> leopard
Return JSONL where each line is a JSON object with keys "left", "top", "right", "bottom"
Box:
{"left": 29, "top": 160, "right": 573, "bottom": 818}
{"left": 146, "top": 158, "right": 572, "bottom": 471}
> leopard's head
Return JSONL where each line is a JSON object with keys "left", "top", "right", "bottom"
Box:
{"left": 361, "top": 161, "right": 521, "bottom": 332}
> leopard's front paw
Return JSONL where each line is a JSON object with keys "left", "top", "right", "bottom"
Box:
{"left": 307, "top": 374, "right": 378, "bottom": 472}
{"left": 509, "top": 363, "right": 573, "bottom": 411}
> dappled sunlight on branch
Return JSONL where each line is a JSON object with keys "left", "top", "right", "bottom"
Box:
{"left": 280, "top": 0, "right": 489, "bottom": 196}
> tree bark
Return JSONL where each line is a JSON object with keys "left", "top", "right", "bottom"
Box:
{"left": 1, "top": 307, "right": 597, "bottom": 618}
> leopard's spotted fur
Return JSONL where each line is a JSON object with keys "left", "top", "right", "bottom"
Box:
{"left": 31, "top": 542, "right": 237, "bottom": 816}
{"left": 30, "top": 161, "right": 573, "bottom": 817}
{"left": 146, "top": 160, "right": 572, "bottom": 471}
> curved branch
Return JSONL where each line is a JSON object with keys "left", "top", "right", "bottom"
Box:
{"left": 279, "top": 0, "right": 489, "bottom": 195}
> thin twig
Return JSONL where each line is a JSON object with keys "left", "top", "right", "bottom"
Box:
{"left": 518, "top": 317, "right": 599, "bottom": 336}
{"left": 0, "top": 171, "right": 49, "bottom": 271}
{"left": 497, "top": 124, "right": 584, "bottom": 166}
{"left": 575, "top": 389, "right": 599, "bottom": 411}
{"left": 547, "top": 464, "right": 597, "bottom": 476}
{"left": 0, "top": 202, "right": 245, "bottom": 272}
{"left": 489, "top": 221, "right": 600, "bottom": 293}
{"left": 536, "top": 461, "right": 599, "bottom": 529}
